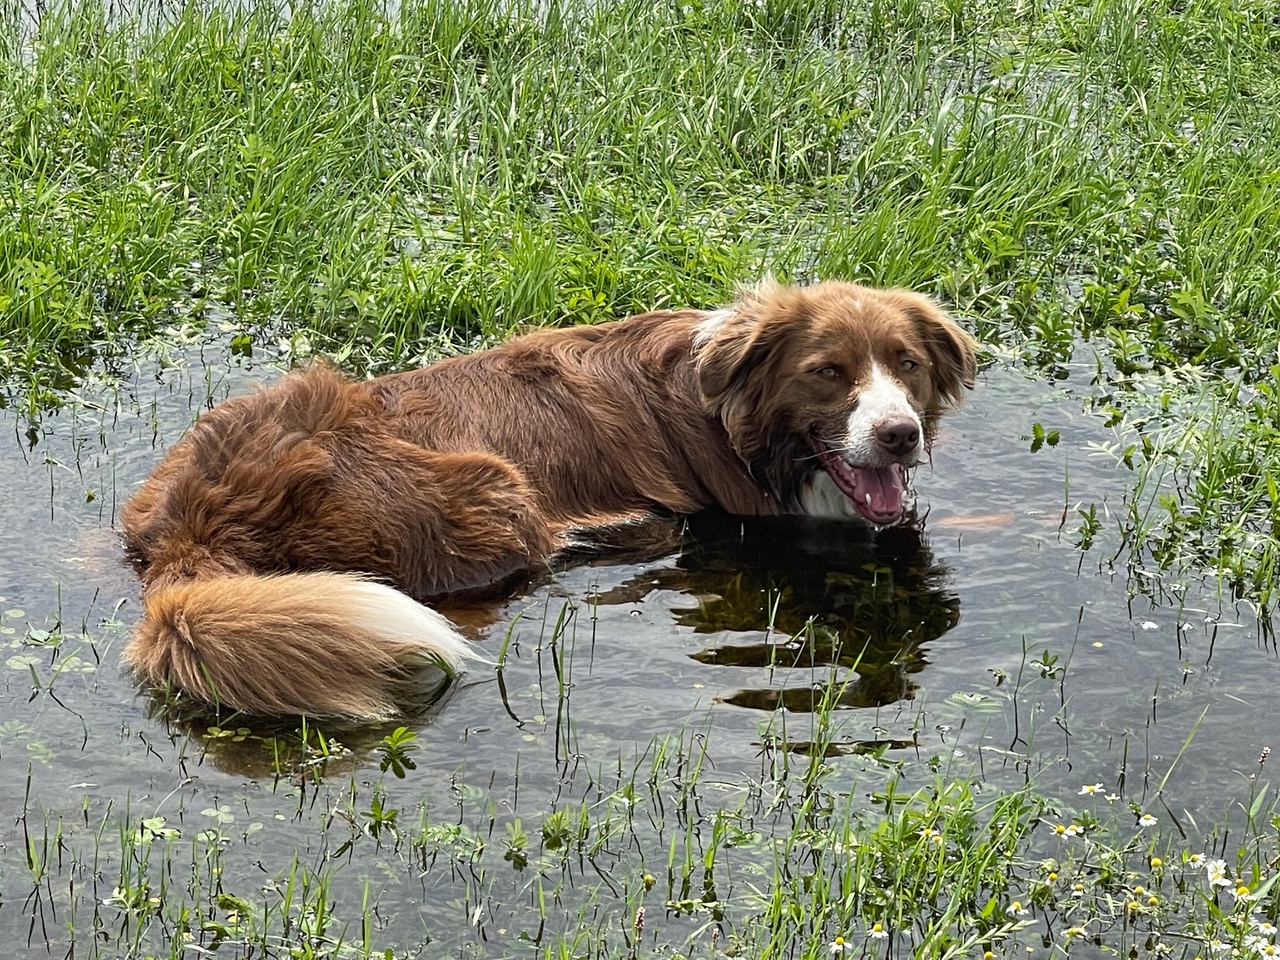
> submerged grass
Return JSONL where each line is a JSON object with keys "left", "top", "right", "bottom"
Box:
{"left": 17, "top": 686, "right": 1280, "bottom": 959}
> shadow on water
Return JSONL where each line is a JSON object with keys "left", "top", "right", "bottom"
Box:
{"left": 591, "top": 513, "right": 959, "bottom": 713}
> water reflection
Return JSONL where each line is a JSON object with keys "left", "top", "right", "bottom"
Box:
{"left": 140, "top": 666, "right": 459, "bottom": 779}
{"left": 592, "top": 512, "right": 961, "bottom": 713}
{"left": 134, "top": 511, "right": 959, "bottom": 775}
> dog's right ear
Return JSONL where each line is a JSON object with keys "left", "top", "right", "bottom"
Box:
{"left": 694, "top": 280, "right": 789, "bottom": 411}
{"left": 695, "top": 315, "right": 765, "bottom": 410}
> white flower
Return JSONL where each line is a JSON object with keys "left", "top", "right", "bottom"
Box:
{"left": 1079, "top": 783, "right": 1104, "bottom": 796}
{"left": 1138, "top": 813, "right": 1157, "bottom": 827}
{"left": 1008, "top": 900, "right": 1029, "bottom": 916}
{"left": 867, "top": 923, "right": 889, "bottom": 940}
{"left": 829, "top": 936, "right": 852, "bottom": 953}
{"left": 1205, "top": 859, "right": 1233, "bottom": 888}
{"left": 919, "top": 827, "right": 943, "bottom": 845}
{"left": 1140, "top": 620, "right": 1159, "bottom": 630}
{"left": 1251, "top": 920, "right": 1278, "bottom": 937}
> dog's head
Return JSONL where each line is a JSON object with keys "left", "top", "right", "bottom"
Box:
{"left": 694, "top": 279, "right": 978, "bottom": 525}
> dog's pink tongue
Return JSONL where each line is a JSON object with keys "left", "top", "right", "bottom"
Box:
{"left": 814, "top": 442, "right": 908, "bottom": 524}
{"left": 853, "top": 465, "right": 905, "bottom": 519}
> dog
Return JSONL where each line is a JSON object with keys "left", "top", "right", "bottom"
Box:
{"left": 120, "top": 280, "right": 978, "bottom": 721}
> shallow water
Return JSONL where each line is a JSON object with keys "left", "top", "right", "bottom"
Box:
{"left": 0, "top": 344, "right": 1275, "bottom": 956}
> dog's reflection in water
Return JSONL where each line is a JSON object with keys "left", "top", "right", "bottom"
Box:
{"left": 150, "top": 514, "right": 957, "bottom": 776}
{"left": 588, "top": 512, "right": 960, "bottom": 716}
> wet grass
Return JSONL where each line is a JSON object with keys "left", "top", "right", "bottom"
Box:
{"left": 13, "top": 642, "right": 1280, "bottom": 959}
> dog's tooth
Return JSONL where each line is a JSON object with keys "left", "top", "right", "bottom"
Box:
{"left": 865, "top": 493, "right": 871, "bottom": 504}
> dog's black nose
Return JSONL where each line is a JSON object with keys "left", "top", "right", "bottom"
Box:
{"left": 874, "top": 416, "right": 920, "bottom": 457}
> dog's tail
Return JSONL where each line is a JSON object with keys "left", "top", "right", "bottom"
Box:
{"left": 124, "top": 571, "right": 479, "bottom": 722}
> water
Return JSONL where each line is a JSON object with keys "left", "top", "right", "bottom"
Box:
{"left": 0, "top": 342, "right": 1275, "bottom": 956}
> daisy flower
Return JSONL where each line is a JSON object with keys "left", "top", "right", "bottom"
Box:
{"left": 1205, "top": 859, "right": 1233, "bottom": 888}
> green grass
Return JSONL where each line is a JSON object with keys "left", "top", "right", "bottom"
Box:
{"left": 18, "top": 685, "right": 1280, "bottom": 959}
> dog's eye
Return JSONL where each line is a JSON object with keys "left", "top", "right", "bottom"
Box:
{"left": 901, "top": 357, "right": 921, "bottom": 372}
{"left": 814, "top": 366, "right": 839, "bottom": 378}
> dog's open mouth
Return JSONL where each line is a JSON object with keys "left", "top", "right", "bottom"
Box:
{"left": 813, "top": 438, "right": 909, "bottom": 526}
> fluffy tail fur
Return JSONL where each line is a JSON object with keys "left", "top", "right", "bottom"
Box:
{"left": 124, "top": 571, "right": 478, "bottom": 721}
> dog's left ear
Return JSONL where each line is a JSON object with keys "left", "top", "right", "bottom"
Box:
{"left": 901, "top": 293, "right": 978, "bottom": 408}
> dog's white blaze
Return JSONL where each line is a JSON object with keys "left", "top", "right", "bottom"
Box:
{"left": 841, "top": 362, "right": 922, "bottom": 466}
{"left": 338, "top": 578, "right": 486, "bottom": 670}
{"left": 692, "top": 308, "right": 735, "bottom": 347}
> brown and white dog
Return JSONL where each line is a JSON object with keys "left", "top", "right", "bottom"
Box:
{"left": 121, "top": 280, "right": 977, "bottom": 721}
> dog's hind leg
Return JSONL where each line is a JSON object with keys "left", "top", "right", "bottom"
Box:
{"left": 304, "top": 438, "right": 562, "bottom": 602}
